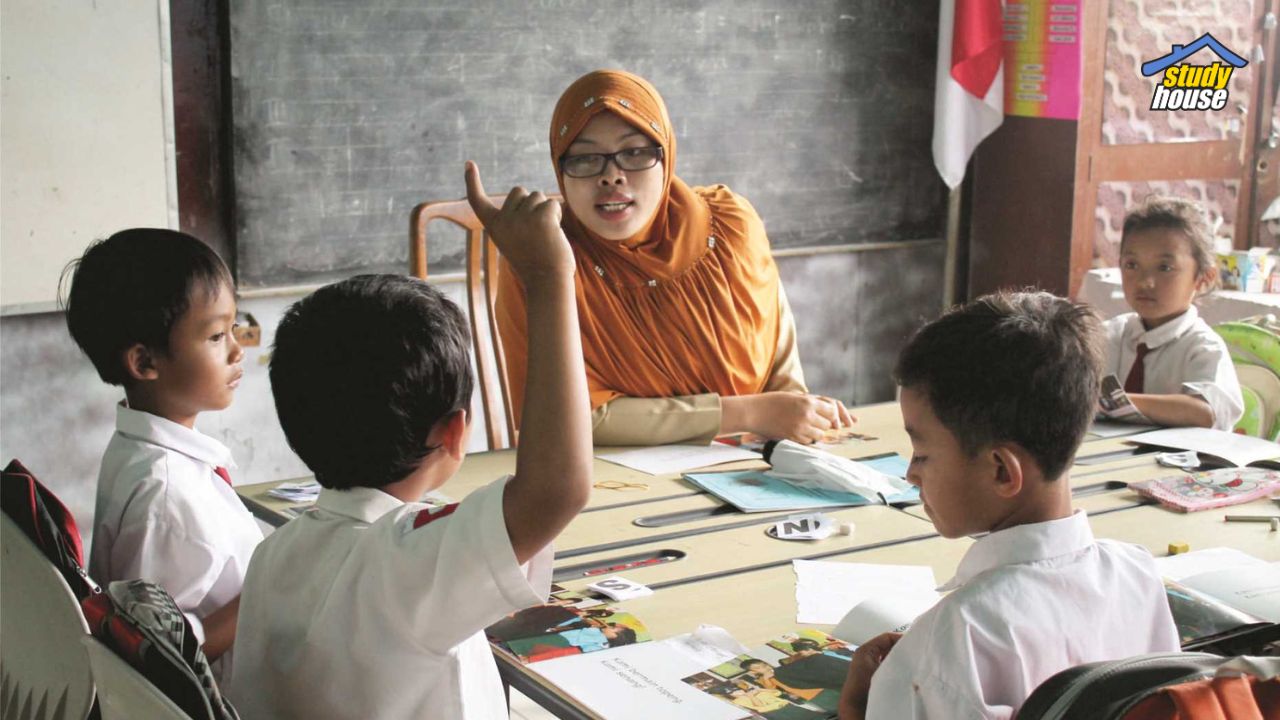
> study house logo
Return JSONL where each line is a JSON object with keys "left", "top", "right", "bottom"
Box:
{"left": 1141, "top": 33, "right": 1248, "bottom": 111}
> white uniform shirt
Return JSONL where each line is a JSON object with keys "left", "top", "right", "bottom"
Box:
{"left": 229, "top": 476, "right": 552, "bottom": 720}
{"left": 865, "top": 511, "right": 1179, "bottom": 720}
{"left": 89, "top": 404, "right": 263, "bottom": 683}
{"left": 1103, "top": 306, "right": 1244, "bottom": 431}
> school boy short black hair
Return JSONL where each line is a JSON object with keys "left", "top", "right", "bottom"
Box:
{"left": 269, "top": 274, "right": 474, "bottom": 489}
{"left": 62, "top": 228, "right": 233, "bottom": 386}
{"left": 894, "top": 290, "right": 1103, "bottom": 481}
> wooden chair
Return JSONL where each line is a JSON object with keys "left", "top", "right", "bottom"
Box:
{"left": 410, "top": 196, "right": 561, "bottom": 450}
{"left": 80, "top": 636, "right": 191, "bottom": 720}
{"left": 0, "top": 515, "right": 95, "bottom": 720}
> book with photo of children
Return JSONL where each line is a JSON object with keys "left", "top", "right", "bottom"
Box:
{"left": 486, "top": 584, "right": 650, "bottom": 663}
{"left": 681, "top": 629, "right": 852, "bottom": 719}
{"left": 1129, "top": 467, "right": 1280, "bottom": 512}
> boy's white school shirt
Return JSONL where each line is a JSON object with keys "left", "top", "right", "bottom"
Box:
{"left": 1104, "top": 306, "right": 1244, "bottom": 431}
{"left": 89, "top": 403, "right": 263, "bottom": 683}
{"left": 229, "top": 476, "right": 552, "bottom": 720}
{"left": 865, "top": 511, "right": 1179, "bottom": 720}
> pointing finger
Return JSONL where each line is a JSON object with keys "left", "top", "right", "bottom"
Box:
{"left": 464, "top": 162, "right": 500, "bottom": 226}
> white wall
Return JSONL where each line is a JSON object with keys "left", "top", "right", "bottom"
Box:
{"left": 0, "top": 0, "right": 176, "bottom": 312}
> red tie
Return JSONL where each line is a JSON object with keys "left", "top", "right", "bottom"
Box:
{"left": 214, "top": 466, "right": 233, "bottom": 487}
{"left": 1124, "top": 343, "right": 1150, "bottom": 394}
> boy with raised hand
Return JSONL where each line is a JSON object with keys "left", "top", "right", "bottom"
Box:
{"left": 839, "top": 291, "right": 1179, "bottom": 720}
{"left": 229, "top": 163, "right": 591, "bottom": 719}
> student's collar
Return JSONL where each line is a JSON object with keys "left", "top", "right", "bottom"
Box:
{"left": 115, "top": 402, "right": 234, "bottom": 469}
{"left": 314, "top": 485, "right": 404, "bottom": 524}
{"left": 1129, "top": 305, "right": 1199, "bottom": 351}
{"left": 938, "top": 510, "right": 1094, "bottom": 592}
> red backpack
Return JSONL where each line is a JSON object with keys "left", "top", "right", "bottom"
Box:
{"left": 0, "top": 458, "right": 98, "bottom": 600}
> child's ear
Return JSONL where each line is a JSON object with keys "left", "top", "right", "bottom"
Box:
{"left": 123, "top": 343, "right": 160, "bottom": 382}
{"left": 438, "top": 409, "right": 469, "bottom": 461}
{"left": 990, "top": 444, "right": 1024, "bottom": 499}
{"left": 1195, "top": 265, "right": 1218, "bottom": 294}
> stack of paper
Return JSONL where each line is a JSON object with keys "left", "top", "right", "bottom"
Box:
{"left": 266, "top": 480, "right": 321, "bottom": 503}
{"left": 597, "top": 443, "right": 761, "bottom": 476}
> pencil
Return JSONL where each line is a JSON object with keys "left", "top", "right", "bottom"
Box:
{"left": 1223, "top": 514, "right": 1280, "bottom": 522}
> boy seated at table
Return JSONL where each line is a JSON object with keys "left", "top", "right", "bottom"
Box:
{"left": 839, "top": 291, "right": 1179, "bottom": 720}
{"left": 229, "top": 163, "right": 592, "bottom": 719}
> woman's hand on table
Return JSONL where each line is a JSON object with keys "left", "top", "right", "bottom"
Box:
{"left": 721, "top": 391, "right": 855, "bottom": 444}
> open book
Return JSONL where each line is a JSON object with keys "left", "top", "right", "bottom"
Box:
{"left": 487, "top": 584, "right": 649, "bottom": 663}
{"left": 1129, "top": 467, "right": 1280, "bottom": 511}
{"left": 1155, "top": 548, "right": 1279, "bottom": 649}
{"left": 1127, "top": 427, "right": 1280, "bottom": 468}
{"left": 681, "top": 630, "right": 852, "bottom": 719}
{"left": 684, "top": 454, "right": 917, "bottom": 513}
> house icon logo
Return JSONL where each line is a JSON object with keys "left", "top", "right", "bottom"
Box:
{"left": 1141, "top": 33, "right": 1247, "bottom": 111}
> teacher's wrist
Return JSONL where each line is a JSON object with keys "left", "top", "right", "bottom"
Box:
{"left": 719, "top": 394, "right": 755, "bottom": 435}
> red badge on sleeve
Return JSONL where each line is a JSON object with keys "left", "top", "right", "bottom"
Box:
{"left": 412, "top": 503, "right": 459, "bottom": 529}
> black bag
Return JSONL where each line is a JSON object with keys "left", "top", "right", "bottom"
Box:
{"left": 82, "top": 579, "right": 240, "bottom": 720}
{"left": 1017, "top": 652, "right": 1280, "bottom": 720}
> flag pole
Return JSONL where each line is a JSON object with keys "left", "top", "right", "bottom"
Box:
{"left": 942, "top": 184, "right": 963, "bottom": 311}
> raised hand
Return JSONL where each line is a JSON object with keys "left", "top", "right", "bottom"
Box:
{"left": 464, "top": 161, "right": 574, "bottom": 283}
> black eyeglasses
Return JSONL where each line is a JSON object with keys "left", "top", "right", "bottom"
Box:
{"left": 559, "top": 146, "right": 664, "bottom": 178}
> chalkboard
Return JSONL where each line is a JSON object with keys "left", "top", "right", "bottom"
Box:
{"left": 230, "top": 0, "right": 945, "bottom": 288}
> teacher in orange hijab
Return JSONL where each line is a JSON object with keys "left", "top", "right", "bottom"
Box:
{"left": 487, "top": 69, "right": 853, "bottom": 445}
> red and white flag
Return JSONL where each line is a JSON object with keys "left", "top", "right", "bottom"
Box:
{"left": 933, "top": 0, "right": 1005, "bottom": 188}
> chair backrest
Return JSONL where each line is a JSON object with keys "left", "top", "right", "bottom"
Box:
{"left": 81, "top": 636, "right": 191, "bottom": 720}
{"left": 0, "top": 515, "right": 95, "bottom": 720}
{"left": 1213, "top": 319, "right": 1280, "bottom": 440}
{"left": 411, "top": 196, "right": 560, "bottom": 450}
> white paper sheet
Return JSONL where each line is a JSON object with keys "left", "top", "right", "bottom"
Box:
{"left": 596, "top": 443, "right": 762, "bottom": 476}
{"left": 793, "top": 559, "right": 939, "bottom": 625}
{"left": 529, "top": 628, "right": 751, "bottom": 720}
{"left": 1127, "top": 427, "right": 1280, "bottom": 468}
{"left": 834, "top": 596, "right": 934, "bottom": 645}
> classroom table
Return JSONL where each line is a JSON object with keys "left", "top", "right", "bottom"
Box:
{"left": 233, "top": 403, "right": 1275, "bottom": 720}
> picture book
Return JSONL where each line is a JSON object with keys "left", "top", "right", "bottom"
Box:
{"left": 487, "top": 584, "right": 650, "bottom": 663}
{"left": 1127, "top": 427, "right": 1280, "bottom": 468}
{"left": 684, "top": 454, "right": 917, "bottom": 513}
{"left": 1129, "top": 467, "right": 1280, "bottom": 512}
{"left": 681, "top": 630, "right": 852, "bottom": 719}
{"left": 527, "top": 625, "right": 754, "bottom": 720}
{"left": 1155, "top": 548, "right": 1279, "bottom": 648}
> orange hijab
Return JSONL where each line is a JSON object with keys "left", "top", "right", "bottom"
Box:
{"left": 496, "top": 70, "right": 783, "bottom": 417}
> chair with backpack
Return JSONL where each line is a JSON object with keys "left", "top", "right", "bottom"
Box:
{"left": 0, "top": 459, "right": 98, "bottom": 720}
{"left": 1017, "top": 652, "right": 1280, "bottom": 720}
{"left": 80, "top": 580, "right": 239, "bottom": 720}
{"left": 81, "top": 636, "right": 194, "bottom": 720}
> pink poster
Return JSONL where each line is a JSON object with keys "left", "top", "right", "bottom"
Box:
{"left": 1002, "top": 0, "right": 1083, "bottom": 119}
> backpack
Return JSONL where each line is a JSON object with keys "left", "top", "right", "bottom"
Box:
{"left": 1017, "top": 652, "right": 1280, "bottom": 720}
{"left": 0, "top": 458, "right": 98, "bottom": 600}
{"left": 82, "top": 580, "right": 240, "bottom": 720}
